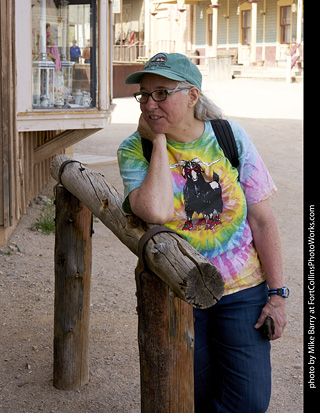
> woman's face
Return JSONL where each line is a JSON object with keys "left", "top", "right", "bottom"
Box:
{"left": 139, "top": 74, "right": 192, "bottom": 138}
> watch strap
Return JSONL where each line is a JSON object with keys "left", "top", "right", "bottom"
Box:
{"left": 268, "top": 287, "right": 290, "bottom": 298}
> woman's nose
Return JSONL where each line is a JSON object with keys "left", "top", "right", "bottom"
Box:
{"left": 143, "top": 96, "right": 159, "bottom": 110}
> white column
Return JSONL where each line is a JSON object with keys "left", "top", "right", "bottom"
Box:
{"left": 151, "top": 14, "right": 155, "bottom": 56}
{"left": 211, "top": 7, "right": 218, "bottom": 57}
{"left": 296, "top": 0, "right": 303, "bottom": 45}
{"left": 226, "top": 0, "right": 230, "bottom": 50}
{"left": 261, "top": 0, "right": 266, "bottom": 62}
{"left": 144, "top": 0, "right": 150, "bottom": 56}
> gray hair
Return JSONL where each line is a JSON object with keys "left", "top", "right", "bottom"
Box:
{"left": 177, "top": 81, "right": 224, "bottom": 121}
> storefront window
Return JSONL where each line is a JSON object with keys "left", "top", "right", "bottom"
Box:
{"left": 280, "top": 6, "right": 291, "bottom": 44}
{"left": 241, "top": 10, "right": 251, "bottom": 45}
{"left": 32, "top": 0, "right": 97, "bottom": 109}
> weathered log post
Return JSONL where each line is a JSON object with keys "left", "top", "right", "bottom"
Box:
{"left": 53, "top": 185, "right": 92, "bottom": 390}
{"left": 136, "top": 269, "right": 194, "bottom": 412}
{"left": 136, "top": 227, "right": 195, "bottom": 411}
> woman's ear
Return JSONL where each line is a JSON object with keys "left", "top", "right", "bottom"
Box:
{"left": 188, "top": 87, "right": 200, "bottom": 107}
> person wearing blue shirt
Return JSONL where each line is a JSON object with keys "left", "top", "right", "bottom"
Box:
{"left": 70, "top": 40, "right": 81, "bottom": 63}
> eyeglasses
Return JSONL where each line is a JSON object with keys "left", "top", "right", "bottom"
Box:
{"left": 133, "top": 87, "right": 190, "bottom": 103}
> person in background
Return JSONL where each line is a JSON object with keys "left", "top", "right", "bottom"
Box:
{"left": 82, "top": 41, "right": 90, "bottom": 64}
{"left": 46, "top": 23, "right": 61, "bottom": 71}
{"left": 117, "top": 52, "right": 288, "bottom": 412}
{"left": 70, "top": 39, "right": 81, "bottom": 63}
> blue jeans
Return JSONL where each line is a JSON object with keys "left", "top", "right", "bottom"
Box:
{"left": 194, "top": 281, "right": 271, "bottom": 413}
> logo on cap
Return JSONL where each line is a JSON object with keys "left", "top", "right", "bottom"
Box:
{"left": 146, "top": 53, "right": 170, "bottom": 71}
{"left": 150, "top": 53, "right": 167, "bottom": 64}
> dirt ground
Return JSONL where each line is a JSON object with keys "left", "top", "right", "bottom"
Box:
{"left": 0, "top": 78, "right": 303, "bottom": 412}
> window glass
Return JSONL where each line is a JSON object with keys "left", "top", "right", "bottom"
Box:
{"left": 280, "top": 6, "right": 291, "bottom": 44}
{"left": 207, "top": 13, "right": 213, "bottom": 47}
{"left": 241, "top": 10, "right": 251, "bottom": 45}
{"left": 32, "top": 0, "right": 97, "bottom": 109}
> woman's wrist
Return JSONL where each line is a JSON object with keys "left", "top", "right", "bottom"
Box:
{"left": 151, "top": 133, "right": 167, "bottom": 147}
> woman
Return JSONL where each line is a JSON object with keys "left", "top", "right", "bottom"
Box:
{"left": 117, "top": 52, "right": 288, "bottom": 412}
{"left": 46, "top": 23, "right": 61, "bottom": 71}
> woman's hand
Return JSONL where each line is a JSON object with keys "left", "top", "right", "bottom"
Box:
{"left": 247, "top": 200, "right": 287, "bottom": 340}
{"left": 129, "top": 114, "right": 174, "bottom": 224}
{"left": 255, "top": 296, "right": 287, "bottom": 340}
{"left": 137, "top": 113, "right": 165, "bottom": 143}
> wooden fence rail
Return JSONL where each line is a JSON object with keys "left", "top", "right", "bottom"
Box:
{"left": 51, "top": 155, "right": 224, "bottom": 409}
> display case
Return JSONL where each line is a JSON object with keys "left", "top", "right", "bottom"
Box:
{"left": 32, "top": 59, "right": 55, "bottom": 108}
{"left": 31, "top": 0, "right": 96, "bottom": 110}
{"left": 17, "top": 0, "right": 113, "bottom": 132}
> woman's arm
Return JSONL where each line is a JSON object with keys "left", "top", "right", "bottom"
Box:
{"left": 247, "top": 199, "right": 287, "bottom": 340}
{"left": 128, "top": 115, "right": 174, "bottom": 224}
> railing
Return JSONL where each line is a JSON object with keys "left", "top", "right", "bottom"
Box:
{"left": 113, "top": 40, "right": 176, "bottom": 63}
{"left": 155, "top": 39, "right": 176, "bottom": 54}
{"left": 286, "top": 42, "right": 301, "bottom": 83}
{"left": 113, "top": 41, "right": 149, "bottom": 62}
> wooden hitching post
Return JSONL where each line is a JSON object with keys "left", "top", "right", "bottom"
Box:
{"left": 136, "top": 269, "right": 195, "bottom": 412}
{"left": 53, "top": 185, "right": 92, "bottom": 390}
{"left": 51, "top": 155, "right": 224, "bottom": 403}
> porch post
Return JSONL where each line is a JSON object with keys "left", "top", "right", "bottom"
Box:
{"left": 226, "top": 0, "right": 230, "bottom": 50}
{"left": 261, "top": 0, "right": 266, "bottom": 62}
{"left": 296, "top": 0, "right": 303, "bottom": 46}
{"left": 250, "top": 1, "right": 257, "bottom": 64}
{"left": 144, "top": 0, "right": 151, "bottom": 57}
{"left": 211, "top": 6, "right": 218, "bottom": 58}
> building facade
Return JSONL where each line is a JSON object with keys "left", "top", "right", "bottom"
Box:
{"left": 1, "top": 0, "right": 303, "bottom": 244}
{"left": 113, "top": 0, "right": 304, "bottom": 67}
{"left": 0, "top": 0, "right": 114, "bottom": 244}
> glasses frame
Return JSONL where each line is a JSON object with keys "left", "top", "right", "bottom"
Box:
{"left": 133, "top": 87, "right": 191, "bottom": 103}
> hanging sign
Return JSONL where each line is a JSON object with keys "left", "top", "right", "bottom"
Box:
{"left": 113, "top": 0, "right": 121, "bottom": 14}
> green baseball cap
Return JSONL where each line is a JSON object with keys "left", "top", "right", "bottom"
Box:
{"left": 125, "top": 52, "right": 202, "bottom": 91}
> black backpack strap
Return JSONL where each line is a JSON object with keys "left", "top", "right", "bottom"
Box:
{"left": 210, "top": 119, "right": 239, "bottom": 169}
{"left": 141, "top": 137, "right": 153, "bottom": 163}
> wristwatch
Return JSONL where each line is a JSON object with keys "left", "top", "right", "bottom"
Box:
{"left": 268, "top": 287, "right": 290, "bottom": 298}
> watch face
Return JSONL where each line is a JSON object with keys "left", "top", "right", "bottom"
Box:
{"left": 282, "top": 287, "right": 290, "bottom": 297}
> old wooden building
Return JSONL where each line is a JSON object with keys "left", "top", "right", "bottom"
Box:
{"left": 113, "top": 0, "right": 303, "bottom": 67}
{"left": 0, "top": 0, "right": 114, "bottom": 244}
{"left": 1, "top": 0, "right": 304, "bottom": 244}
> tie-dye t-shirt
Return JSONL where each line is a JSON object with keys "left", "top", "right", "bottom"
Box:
{"left": 117, "top": 120, "right": 277, "bottom": 295}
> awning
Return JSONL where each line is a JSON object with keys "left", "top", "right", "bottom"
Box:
{"left": 152, "top": 0, "right": 209, "bottom": 5}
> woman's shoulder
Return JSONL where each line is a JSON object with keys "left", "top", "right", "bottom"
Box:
{"left": 117, "top": 132, "right": 147, "bottom": 164}
{"left": 118, "top": 131, "right": 141, "bottom": 151}
{"left": 206, "top": 119, "right": 248, "bottom": 138}
{"left": 227, "top": 120, "right": 248, "bottom": 139}
{"left": 226, "top": 120, "right": 256, "bottom": 155}
{"left": 206, "top": 119, "right": 253, "bottom": 155}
